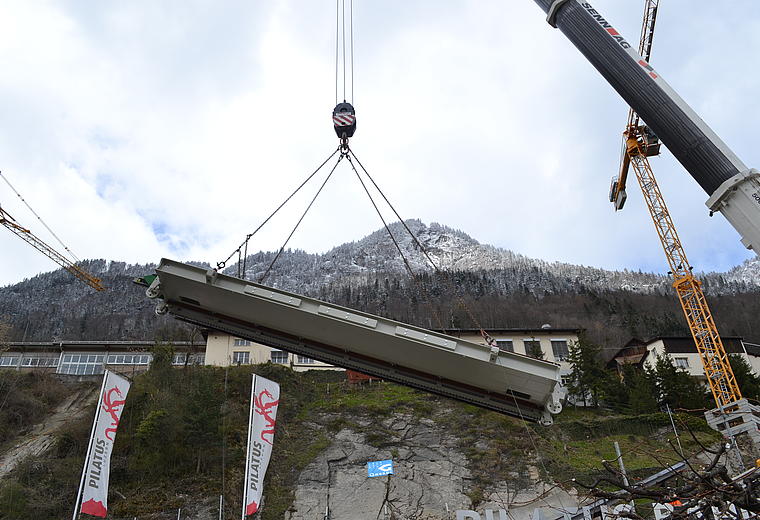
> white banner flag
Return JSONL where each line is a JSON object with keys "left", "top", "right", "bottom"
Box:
{"left": 75, "top": 370, "right": 130, "bottom": 518}
{"left": 242, "top": 374, "right": 280, "bottom": 518}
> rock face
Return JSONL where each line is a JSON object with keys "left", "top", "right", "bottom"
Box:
{"left": 285, "top": 413, "right": 582, "bottom": 520}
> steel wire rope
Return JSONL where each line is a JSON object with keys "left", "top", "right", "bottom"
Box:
{"left": 508, "top": 391, "right": 571, "bottom": 515}
{"left": 0, "top": 170, "right": 81, "bottom": 263}
{"left": 350, "top": 0, "right": 354, "bottom": 104}
{"left": 216, "top": 146, "right": 340, "bottom": 271}
{"left": 348, "top": 149, "right": 491, "bottom": 335}
{"left": 258, "top": 154, "right": 345, "bottom": 284}
{"left": 335, "top": 0, "right": 339, "bottom": 105}
{"left": 341, "top": 0, "right": 346, "bottom": 101}
{"left": 345, "top": 153, "right": 446, "bottom": 331}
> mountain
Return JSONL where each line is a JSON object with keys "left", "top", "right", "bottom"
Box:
{"left": 229, "top": 219, "right": 759, "bottom": 295}
{"left": 0, "top": 220, "right": 758, "bottom": 345}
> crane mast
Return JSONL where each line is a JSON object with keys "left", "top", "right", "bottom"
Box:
{"left": 613, "top": 0, "right": 741, "bottom": 408}
{"left": 625, "top": 133, "right": 741, "bottom": 407}
{"left": 0, "top": 206, "right": 105, "bottom": 292}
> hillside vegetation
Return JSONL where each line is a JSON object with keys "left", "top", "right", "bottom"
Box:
{"left": 0, "top": 352, "right": 722, "bottom": 519}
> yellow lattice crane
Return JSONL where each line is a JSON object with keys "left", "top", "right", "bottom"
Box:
{"left": 0, "top": 170, "right": 105, "bottom": 292}
{"left": 0, "top": 205, "right": 104, "bottom": 291}
{"left": 610, "top": 0, "right": 741, "bottom": 408}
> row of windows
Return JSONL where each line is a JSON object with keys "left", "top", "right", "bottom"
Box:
{"left": 0, "top": 356, "right": 19, "bottom": 366}
{"left": 107, "top": 354, "right": 151, "bottom": 365}
{"left": 59, "top": 362, "right": 105, "bottom": 376}
{"left": 232, "top": 351, "right": 315, "bottom": 365}
{"left": 493, "top": 339, "right": 570, "bottom": 361}
{"left": 172, "top": 353, "right": 205, "bottom": 365}
{"left": 22, "top": 357, "right": 59, "bottom": 367}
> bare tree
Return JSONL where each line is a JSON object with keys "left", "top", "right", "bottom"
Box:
{"left": 574, "top": 430, "right": 759, "bottom": 520}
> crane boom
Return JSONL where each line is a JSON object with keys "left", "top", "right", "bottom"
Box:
{"left": 0, "top": 206, "right": 104, "bottom": 291}
{"left": 539, "top": 0, "right": 760, "bottom": 253}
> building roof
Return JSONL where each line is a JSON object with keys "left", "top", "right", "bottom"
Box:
{"left": 743, "top": 342, "right": 760, "bottom": 357}
{"left": 4, "top": 340, "right": 206, "bottom": 352}
{"left": 647, "top": 336, "right": 745, "bottom": 355}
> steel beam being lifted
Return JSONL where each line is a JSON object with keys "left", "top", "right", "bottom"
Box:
{"left": 144, "top": 259, "right": 563, "bottom": 424}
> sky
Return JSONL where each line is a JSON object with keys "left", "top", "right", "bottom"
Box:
{"left": 0, "top": 0, "right": 758, "bottom": 287}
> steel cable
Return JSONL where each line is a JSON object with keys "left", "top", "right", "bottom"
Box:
{"left": 0, "top": 170, "right": 81, "bottom": 263}
{"left": 258, "top": 154, "right": 344, "bottom": 284}
{"left": 217, "top": 146, "right": 340, "bottom": 271}
{"left": 348, "top": 149, "right": 488, "bottom": 334}
{"left": 345, "top": 153, "right": 446, "bottom": 331}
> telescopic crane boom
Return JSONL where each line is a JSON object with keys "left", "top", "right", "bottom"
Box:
{"left": 539, "top": 0, "right": 760, "bottom": 254}
{"left": 0, "top": 206, "right": 104, "bottom": 291}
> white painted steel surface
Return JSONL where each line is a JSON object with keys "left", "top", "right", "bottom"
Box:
{"left": 147, "top": 259, "right": 563, "bottom": 423}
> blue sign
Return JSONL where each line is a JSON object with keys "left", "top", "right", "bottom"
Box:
{"left": 367, "top": 459, "right": 393, "bottom": 477}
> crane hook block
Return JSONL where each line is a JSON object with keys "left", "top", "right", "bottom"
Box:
{"left": 332, "top": 102, "right": 356, "bottom": 139}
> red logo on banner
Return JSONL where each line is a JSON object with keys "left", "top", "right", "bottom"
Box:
{"left": 246, "top": 501, "right": 259, "bottom": 515}
{"left": 81, "top": 498, "right": 107, "bottom": 517}
{"left": 254, "top": 389, "right": 279, "bottom": 445}
{"left": 102, "top": 386, "right": 126, "bottom": 441}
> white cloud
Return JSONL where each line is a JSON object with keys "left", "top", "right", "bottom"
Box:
{"left": 0, "top": 0, "right": 757, "bottom": 287}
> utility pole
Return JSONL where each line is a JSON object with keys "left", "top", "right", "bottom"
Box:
{"left": 665, "top": 404, "right": 683, "bottom": 456}
{"left": 614, "top": 441, "right": 635, "bottom": 514}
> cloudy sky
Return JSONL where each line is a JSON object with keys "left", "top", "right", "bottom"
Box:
{"left": 0, "top": 0, "right": 758, "bottom": 287}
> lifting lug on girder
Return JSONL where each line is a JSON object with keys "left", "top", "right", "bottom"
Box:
{"left": 333, "top": 101, "right": 356, "bottom": 152}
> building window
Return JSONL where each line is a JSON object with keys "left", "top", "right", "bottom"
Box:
{"left": 496, "top": 340, "right": 514, "bottom": 352}
{"left": 0, "top": 356, "right": 19, "bottom": 367}
{"left": 174, "top": 353, "right": 204, "bottom": 365}
{"left": 233, "top": 351, "right": 250, "bottom": 365}
{"left": 524, "top": 340, "right": 544, "bottom": 360}
{"left": 22, "top": 357, "right": 59, "bottom": 367}
{"left": 106, "top": 354, "right": 151, "bottom": 365}
{"left": 674, "top": 357, "right": 689, "bottom": 369}
{"left": 551, "top": 340, "right": 569, "bottom": 362}
{"left": 296, "top": 355, "right": 315, "bottom": 364}
{"left": 270, "top": 351, "right": 288, "bottom": 364}
{"left": 233, "top": 339, "right": 251, "bottom": 346}
{"left": 561, "top": 375, "right": 572, "bottom": 387}
{"left": 58, "top": 354, "right": 105, "bottom": 376}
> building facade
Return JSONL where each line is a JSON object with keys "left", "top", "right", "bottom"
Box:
{"left": 204, "top": 332, "right": 341, "bottom": 372}
{"left": 0, "top": 340, "right": 206, "bottom": 377}
{"left": 610, "top": 336, "right": 760, "bottom": 382}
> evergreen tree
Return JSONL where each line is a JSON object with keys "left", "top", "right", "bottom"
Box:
{"left": 566, "top": 336, "right": 607, "bottom": 407}
{"left": 651, "top": 354, "right": 710, "bottom": 410}
{"left": 728, "top": 354, "right": 760, "bottom": 401}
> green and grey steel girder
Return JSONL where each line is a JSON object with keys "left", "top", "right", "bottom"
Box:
{"left": 146, "top": 259, "right": 564, "bottom": 424}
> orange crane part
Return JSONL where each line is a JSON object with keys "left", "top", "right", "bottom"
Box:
{"left": 614, "top": 0, "right": 741, "bottom": 408}
{"left": 0, "top": 206, "right": 105, "bottom": 291}
{"left": 625, "top": 133, "right": 741, "bottom": 407}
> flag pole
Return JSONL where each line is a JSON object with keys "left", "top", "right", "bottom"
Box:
{"left": 72, "top": 369, "right": 109, "bottom": 520}
{"left": 242, "top": 374, "right": 256, "bottom": 520}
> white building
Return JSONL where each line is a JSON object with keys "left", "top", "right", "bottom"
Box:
{"left": 203, "top": 332, "right": 341, "bottom": 372}
{"left": 610, "top": 336, "right": 760, "bottom": 382}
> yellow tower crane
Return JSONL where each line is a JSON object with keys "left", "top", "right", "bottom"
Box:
{"left": 0, "top": 171, "right": 104, "bottom": 292}
{"left": 610, "top": 0, "right": 741, "bottom": 408}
